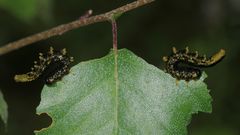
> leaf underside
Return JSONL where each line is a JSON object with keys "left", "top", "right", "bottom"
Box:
{"left": 0, "top": 90, "right": 8, "bottom": 125}
{"left": 35, "top": 49, "right": 212, "bottom": 135}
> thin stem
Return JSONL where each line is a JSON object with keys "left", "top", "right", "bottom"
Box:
{"left": 0, "top": 0, "right": 154, "bottom": 56}
{"left": 112, "top": 20, "right": 118, "bottom": 53}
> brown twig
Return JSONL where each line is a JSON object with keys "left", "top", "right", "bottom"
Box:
{"left": 0, "top": 0, "right": 154, "bottom": 56}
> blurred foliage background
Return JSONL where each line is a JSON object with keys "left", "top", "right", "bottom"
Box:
{"left": 0, "top": 0, "right": 239, "bottom": 135}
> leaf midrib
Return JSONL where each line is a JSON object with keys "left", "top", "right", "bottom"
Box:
{"left": 114, "top": 51, "right": 119, "bottom": 134}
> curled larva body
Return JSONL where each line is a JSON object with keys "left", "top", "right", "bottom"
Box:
{"left": 14, "top": 47, "right": 74, "bottom": 84}
{"left": 163, "top": 47, "right": 225, "bottom": 81}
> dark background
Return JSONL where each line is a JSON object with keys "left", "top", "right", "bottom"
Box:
{"left": 0, "top": 0, "right": 239, "bottom": 135}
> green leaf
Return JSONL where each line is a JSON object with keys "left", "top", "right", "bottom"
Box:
{"left": 35, "top": 49, "right": 212, "bottom": 135}
{"left": 0, "top": 90, "right": 8, "bottom": 125}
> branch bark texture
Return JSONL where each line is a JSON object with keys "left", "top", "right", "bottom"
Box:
{"left": 0, "top": 0, "right": 154, "bottom": 55}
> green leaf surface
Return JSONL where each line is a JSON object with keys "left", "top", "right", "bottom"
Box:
{"left": 0, "top": 90, "right": 8, "bottom": 125}
{"left": 35, "top": 49, "right": 212, "bottom": 135}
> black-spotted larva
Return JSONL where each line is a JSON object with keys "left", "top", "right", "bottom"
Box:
{"left": 14, "top": 47, "right": 74, "bottom": 84}
{"left": 162, "top": 47, "right": 225, "bottom": 81}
